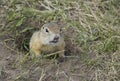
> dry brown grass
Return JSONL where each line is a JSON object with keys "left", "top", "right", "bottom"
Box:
{"left": 0, "top": 0, "right": 120, "bottom": 81}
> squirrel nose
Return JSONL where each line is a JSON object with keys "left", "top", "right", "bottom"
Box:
{"left": 54, "top": 36, "right": 59, "bottom": 40}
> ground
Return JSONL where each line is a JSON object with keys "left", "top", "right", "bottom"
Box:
{"left": 0, "top": 0, "right": 120, "bottom": 81}
{"left": 0, "top": 36, "right": 89, "bottom": 81}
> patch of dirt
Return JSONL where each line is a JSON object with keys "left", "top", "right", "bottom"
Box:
{"left": 0, "top": 36, "right": 92, "bottom": 81}
{"left": 0, "top": 38, "right": 20, "bottom": 81}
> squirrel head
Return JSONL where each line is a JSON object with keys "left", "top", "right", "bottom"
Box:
{"left": 40, "top": 22, "right": 63, "bottom": 45}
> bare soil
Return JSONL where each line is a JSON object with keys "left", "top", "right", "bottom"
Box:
{"left": 0, "top": 37, "right": 19, "bottom": 81}
{"left": 0, "top": 36, "right": 91, "bottom": 81}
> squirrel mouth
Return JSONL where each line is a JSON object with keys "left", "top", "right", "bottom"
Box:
{"left": 50, "top": 36, "right": 59, "bottom": 43}
{"left": 50, "top": 39, "right": 58, "bottom": 43}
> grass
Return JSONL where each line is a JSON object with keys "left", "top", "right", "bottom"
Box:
{"left": 0, "top": 0, "right": 120, "bottom": 81}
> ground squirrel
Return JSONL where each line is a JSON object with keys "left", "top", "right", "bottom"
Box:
{"left": 29, "top": 22, "right": 65, "bottom": 58}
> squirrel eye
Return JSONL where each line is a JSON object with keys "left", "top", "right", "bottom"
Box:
{"left": 46, "top": 29, "right": 49, "bottom": 33}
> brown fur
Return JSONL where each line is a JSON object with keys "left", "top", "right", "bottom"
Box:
{"left": 29, "top": 22, "right": 65, "bottom": 57}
